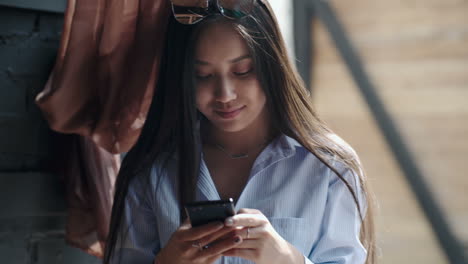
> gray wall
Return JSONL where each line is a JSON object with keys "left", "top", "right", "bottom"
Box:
{"left": 0, "top": 5, "right": 100, "bottom": 264}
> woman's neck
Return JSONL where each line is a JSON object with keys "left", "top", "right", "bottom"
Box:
{"left": 201, "top": 114, "right": 277, "bottom": 155}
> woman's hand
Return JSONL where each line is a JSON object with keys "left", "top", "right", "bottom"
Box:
{"left": 154, "top": 219, "right": 242, "bottom": 264}
{"left": 221, "top": 209, "right": 304, "bottom": 264}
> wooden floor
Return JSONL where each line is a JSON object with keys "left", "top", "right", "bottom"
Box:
{"left": 309, "top": 0, "right": 468, "bottom": 263}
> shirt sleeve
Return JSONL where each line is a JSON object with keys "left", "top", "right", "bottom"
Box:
{"left": 110, "top": 174, "right": 160, "bottom": 264}
{"left": 306, "top": 166, "right": 368, "bottom": 264}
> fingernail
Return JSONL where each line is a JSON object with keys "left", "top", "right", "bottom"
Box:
{"left": 225, "top": 218, "right": 234, "bottom": 226}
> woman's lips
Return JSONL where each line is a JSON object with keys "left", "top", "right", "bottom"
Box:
{"left": 214, "top": 106, "right": 245, "bottom": 119}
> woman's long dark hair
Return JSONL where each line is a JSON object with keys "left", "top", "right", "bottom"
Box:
{"left": 104, "top": 1, "right": 376, "bottom": 263}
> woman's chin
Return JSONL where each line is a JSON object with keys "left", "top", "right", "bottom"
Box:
{"left": 210, "top": 121, "right": 247, "bottom": 133}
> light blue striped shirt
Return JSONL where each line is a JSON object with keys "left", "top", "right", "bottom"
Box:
{"left": 114, "top": 134, "right": 367, "bottom": 264}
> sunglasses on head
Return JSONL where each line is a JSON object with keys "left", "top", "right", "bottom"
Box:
{"left": 170, "top": 0, "right": 256, "bottom": 24}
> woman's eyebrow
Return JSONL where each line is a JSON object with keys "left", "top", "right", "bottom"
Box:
{"left": 194, "top": 54, "right": 251, "bottom": 65}
{"left": 229, "top": 54, "right": 251, "bottom": 63}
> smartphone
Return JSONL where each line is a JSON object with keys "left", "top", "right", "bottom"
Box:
{"left": 184, "top": 198, "right": 236, "bottom": 227}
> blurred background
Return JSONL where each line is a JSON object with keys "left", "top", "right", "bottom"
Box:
{"left": 0, "top": 0, "right": 467, "bottom": 263}
{"left": 294, "top": 0, "right": 468, "bottom": 263}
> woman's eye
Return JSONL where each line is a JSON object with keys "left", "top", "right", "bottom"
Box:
{"left": 196, "top": 73, "right": 212, "bottom": 80}
{"left": 234, "top": 69, "right": 252, "bottom": 76}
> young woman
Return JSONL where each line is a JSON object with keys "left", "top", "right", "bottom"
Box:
{"left": 104, "top": 0, "right": 376, "bottom": 263}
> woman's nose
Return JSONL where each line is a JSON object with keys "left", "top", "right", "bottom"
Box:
{"left": 215, "top": 77, "right": 237, "bottom": 103}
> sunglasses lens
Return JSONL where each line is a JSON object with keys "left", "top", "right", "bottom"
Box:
{"left": 218, "top": 0, "right": 254, "bottom": 19}
{"left": 171, "top": 0, "right": 209, "bottom": 24}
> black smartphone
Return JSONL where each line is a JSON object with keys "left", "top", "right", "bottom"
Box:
{"left": 184, "top": 198, "right": 236, "bottom": 227}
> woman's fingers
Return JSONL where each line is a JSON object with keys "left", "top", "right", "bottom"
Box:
{"left": 178, "top": 218, "right": 191, "bottom": 230}
{"left": 245, "top": 225, "right": 265, "bottom": 239}
{"left": 198, "top": 226, "right": 237, "bottom": 247}
{"left": 229, "top": 238, "right": 259, "bottom": 249}
{"left": 199, "top": 235, "right": 243, "bottom": 258}
{"left": 228, "top": 226, "right": 266, "bottom": 240}
{"left": 225, "top": 213, "right": 269, "bottom": 228}
{"left": 177, "top": 221, "right": 224, "bottom": 241}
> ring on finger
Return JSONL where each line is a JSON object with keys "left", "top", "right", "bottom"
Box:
{"left": 191, "top": 241, "right": 202, "bottom": 251}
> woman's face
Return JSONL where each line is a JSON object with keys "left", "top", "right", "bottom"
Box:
{"left": 194, "top": 22, "right": 268, "bottom": 133}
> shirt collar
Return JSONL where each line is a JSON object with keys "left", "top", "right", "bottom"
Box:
{"left": 196, "top": 133, "right": 305, "bottom": 201}
{"left": 248, "top": 134, "right": 303, "bottom": 177}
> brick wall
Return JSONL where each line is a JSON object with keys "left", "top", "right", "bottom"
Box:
{"left": 0, "top": 6, "right": 100, "bottom": 264}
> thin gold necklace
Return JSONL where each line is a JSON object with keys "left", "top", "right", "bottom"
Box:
{"left": 214, "top": 139, "right": 271, "bottom": 160}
